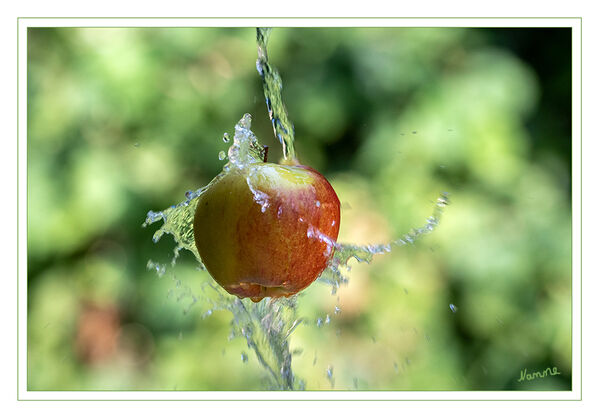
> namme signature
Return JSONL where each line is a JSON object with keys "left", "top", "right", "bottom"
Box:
{"left": 517, "top": 366, "right": 561, "bottom": 383}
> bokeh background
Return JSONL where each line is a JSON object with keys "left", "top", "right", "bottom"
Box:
{"left": 27, "top": 27, "right": 572, "bottom": 391}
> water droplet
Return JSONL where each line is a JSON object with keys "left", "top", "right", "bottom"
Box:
{"left": 146, "top": 260, "right": 166, "bottom": 277}
{"left": 133, "top": 142, "right": 140, "bottom": 147}
{"left": 255, "top": 59, "right": 264, "bottom": 77}
{"left": 315, "top": 200, "right": 321, "bottom": 207}
{"left": 241, "top": 352, "right": 248, "bottom": 363}
{"left": 316, "top": 317, "right": 323, "bottom": 328}
{"left": 334, "top": 306, "right": 341, "bottom": 315}
{"left": 218, "top": 150, "right": 226, "bottom": 160}
{"left": 222, "top": 132, "right": 230, "bottom": 143}
{"left": 326, "top": 365, "right": 335, "bottom": 388}
{"left": 325, "top": 314, "right": 330, "bottom": 324}
{"left": 449, "top": 304, "right": 458, "bottom": 313}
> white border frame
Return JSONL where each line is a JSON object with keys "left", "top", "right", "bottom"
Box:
{"left": 17, "top": 17, "right": 582, "bottom": 401}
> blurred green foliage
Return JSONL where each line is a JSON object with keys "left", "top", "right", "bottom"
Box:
{"left": 26, "top": 27, "right": 572, "bottom": 391}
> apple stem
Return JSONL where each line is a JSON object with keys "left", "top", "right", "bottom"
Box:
{"left": 263, "top": 145, "right": 269, "bottom": 162}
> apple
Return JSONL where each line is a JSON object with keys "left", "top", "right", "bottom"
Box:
{"left": 193, "top": 161, "right": 340, "bottom": 302}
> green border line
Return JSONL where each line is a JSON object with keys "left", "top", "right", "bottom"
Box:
{"left": 16, "top": 17, "right": 19, "bottom": 401}
{"left": 578, "top": 18, "right": 582, "bottom": 401}
{"left": 16, "top": 16, "right": 583, "bottom": 19}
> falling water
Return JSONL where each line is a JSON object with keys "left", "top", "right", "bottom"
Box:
{"left": 256, "top": 27, "right": 297, "bottom": 163}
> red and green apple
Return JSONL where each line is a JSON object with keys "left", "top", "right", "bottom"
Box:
{"left": 193, "top": 161, "right": 340, "bottom": 302}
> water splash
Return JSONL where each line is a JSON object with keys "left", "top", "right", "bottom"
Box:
{"left": 224, "top": 113, "right": 266, "bottom": 170}
{"left": 142, "top": 114, "right": 265, "bottom": 265}
{"left": 143, "top": 28, "right": 450, "bottom": 391}
{"left": 316, "top": 191, "right": 449, "bottom": 295}
{"left": 143, "top": 111, "right": 448, "bottom": 389}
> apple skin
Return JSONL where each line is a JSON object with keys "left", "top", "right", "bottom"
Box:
{"left": 193, "top": 162, "right": 340, "bottom": 302}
